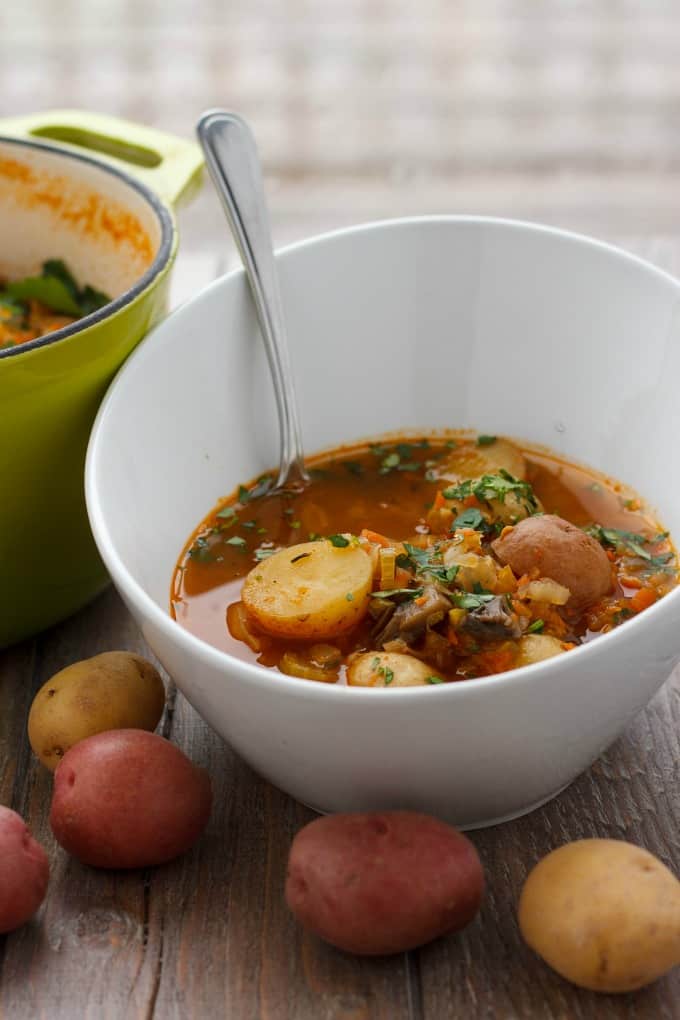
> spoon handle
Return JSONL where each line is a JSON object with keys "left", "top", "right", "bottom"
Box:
{"left": 197, "top": 110, "right": 308, "bottom": 490}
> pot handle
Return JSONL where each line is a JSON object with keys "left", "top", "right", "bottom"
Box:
{"left": 0, "top": 109, "right": 203, "bottom": 207}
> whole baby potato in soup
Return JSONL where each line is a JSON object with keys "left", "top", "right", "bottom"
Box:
{"left": 492, "top": 514, "right": 612, "bottom": 610}
{"left": 286, "top": 811, "right": 484, "bottom": 954}
{"left": 28, "top": 651, "right": 165, "bottom": 770}
{"left": 49, "top": 730, "right": 212, "bottom": 869}
{"left": 0, "top": 806, "right": 49, "bottom": 933}
{"left": 519, "top": 839, "right": 680, "bottom": 992}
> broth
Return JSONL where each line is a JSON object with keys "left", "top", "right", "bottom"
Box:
{"left": 171, "top": 434, "right": 678, "bottom": 684}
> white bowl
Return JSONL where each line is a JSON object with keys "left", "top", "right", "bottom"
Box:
{"left": 86, "top": 216, "right": 680, "bottom": 829}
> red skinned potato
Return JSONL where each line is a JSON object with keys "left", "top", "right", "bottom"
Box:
{"left": 0, "top": 806, "right": 49, "bottom": 933}
{"left": 285, "top": 811, "right": 484, "bottom": 955}
{"left": 492, "top": 514, "right": 612, "bottom": 610}
{"left": 50, "top": 730, "right": 212, "bottom": 869}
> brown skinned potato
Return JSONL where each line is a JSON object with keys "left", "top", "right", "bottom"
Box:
{"left": 28, "top": 652, "right": 166, "bottom": 771}
{"left": 519, "top": 839, "right": 680, "bottom": 992}
{"left": 492, "top": 514, "right": 612, "bottom": 610}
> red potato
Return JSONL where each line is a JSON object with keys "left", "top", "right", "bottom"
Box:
{"left": 492, "top": 514, "right": 612, "bottom": 610}
{"left": 0, "top": 806, "right": 49, "bottom": 933}
{"left": 49, "top": 730, "right": 212, "bottom": 869}
{"left": 285, "top": 811, "right": 484, "bottom": 955}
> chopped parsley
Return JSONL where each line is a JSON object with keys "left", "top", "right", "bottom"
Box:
{"left": 328, "top": 534, "right": 350, "bottom": 547}
{"left": 216, "top": 506, "right": 238, "bottom": 521}
{"left": 426, "top": 676, "right": 445, "bottom": 684}
{"left": 254, "top": 547, "right": 276, "bottom": 561}
{"left": 225, "top": 536, "right": 247, "bottom": 548}
{"left": 477, "top": 434, "right": 497, "bottom": 446}
{"left": 371, "top": 587, "right": 424, "bottom": 600}
{"left": 527, "top": 619, "right": 545, "bottom": 634}
{"left": 452, "top": 507, "right": 487, "bottom": 532}
{"left": 586, "top": 525, "right": 673, "bottom": 568}
{"left": 443, "top": 471, "right": 538, "bottom": 512}
{"left": 396, "top": 543, "right": 459, "bottom": 584}
{"left": 451, "top": 591, "right": 496, "bottom": 610}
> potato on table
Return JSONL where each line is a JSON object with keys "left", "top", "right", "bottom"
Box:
{"left": 519, "top": 839, "right": 680, "bottom": 992}
{"left": 50, "top": 730, "right": 212, "bottom": 869}
{"left": 286, "top": 811, "right": 484, "bottom": 954}
{"left": 28, "top": 651, "right": 165, "bottom": 771}
{"left": 0, "top": 806, "right": 49, "bottom": 933}
{"left": 242, "top": 539, "right": 372, "bottom": 640}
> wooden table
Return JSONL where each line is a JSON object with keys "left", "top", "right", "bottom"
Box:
{"left": 3, "top": 2, "right": 680, "bottom": 1015}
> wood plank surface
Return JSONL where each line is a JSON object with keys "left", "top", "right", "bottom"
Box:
{"left": 2, "top": 2, "right": 680, "bottom": 1016}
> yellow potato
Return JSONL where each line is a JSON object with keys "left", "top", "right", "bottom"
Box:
{"left": 28, "top": 652, "right": 165, "bottom": 771}
{"left": 347, "top": 652, "right": 441, "bottom": 687}
{"left": 242, "top": 540, "right": 372, "bottom": 640}
{"left": 517, "top": 634, "right": 566, "bottom": 667}
{"left": 443, "top": 437, "right": 527, "bottom": 482}
{"left": 519, "top": 839, "right": 680, "bottom": 992}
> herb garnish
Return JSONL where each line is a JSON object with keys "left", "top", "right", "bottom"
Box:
{"left": 527, "top": 619, "right": 545, "bottom": 633}
{"left": 225, "top": 536, "right": 247, "bottom": 548}
{"left": 254, "top": 547, "right": 276, "bottom": 561}
{"left": 371, "top": 656, "right": 394, "bottom": 684}
{"left": 426, "top": 676, "right": 445, "bottom": 684}
{"left": 477, "top": 435, "right": 497, "bottom": 446}
{"left": 452, "top": 508, "right": 487, "bottom": 532}
{"left": 451, "top": 591, "right": 496, "bottom": 610}
{"left": 586, "top": 525, "right": 673, "bottom": 568}
{"left": 443, "top": 471, "right": 538, "bottom": 511}
{"left": 371, "top": 587, "right": 425, "bottom": 600}
{"left": 396, "top": 543, "right": 459, "bottom": 583}
{"left": 328, "top": 534, "right": 350, "bottom": 548}
{"left": 216, "top": 506, "right": 238, "bottom": 521}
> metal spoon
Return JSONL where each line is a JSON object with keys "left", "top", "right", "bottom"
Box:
{"left": 196, "top": 110, "right": 309, "bottom": 492}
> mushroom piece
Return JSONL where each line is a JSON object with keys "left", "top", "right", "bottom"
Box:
{"left": 461, "top": 596, "right": 522, "bottom": 640}
{"left": 373, "top": 585, "right": 452, "bottom": 647}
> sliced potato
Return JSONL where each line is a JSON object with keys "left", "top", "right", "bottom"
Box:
{"left": 347, "top": 652, "right": 442, "bottom": 687}
{"left": 517, "top": 634, "right": 566, "bottom": 667}
{"left": 442, "top": 437, "right": 527, "bottom": 482}
{"left": 242, "top": 540, "right": 372, "bottom": 640}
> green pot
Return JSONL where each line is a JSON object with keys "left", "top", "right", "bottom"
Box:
{"left": 0, "top": 110, "right": 203, "bottom": 647}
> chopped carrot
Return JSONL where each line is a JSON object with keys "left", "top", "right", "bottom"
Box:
{"left": 433, "top": 491, "right": 447, "bottom": 510}
{"left": 630, "top": 587, "right": 657, "bottom": 613}
{"left": 620, "top": 575, "right": 643, "bottom": 589}
{"left": 414, "top": 595, "right": 427, "bottom": 606}
{"left": 463, "top": 494, "right": 480, "bottom": 508}
{"left": 394, "top": 567, "right": 412, "bottom": 587}
{"left": 360, "top": 528, "right": 393, "bottom": 547}
{"left": 561, "top": 642, "right": 576, "bottom": 651}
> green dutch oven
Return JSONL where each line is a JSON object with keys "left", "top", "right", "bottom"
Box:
{"left": 0, "top": 110, "right": 203, "bottom": 648}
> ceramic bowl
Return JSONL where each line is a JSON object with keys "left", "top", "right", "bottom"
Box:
{"left": 86, "top": 216, "right": 680, "bottom": 828}
{"left": 0, "top": 110, "right": 202, "bottom": 647}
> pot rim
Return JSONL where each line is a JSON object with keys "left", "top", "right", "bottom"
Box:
{"left": 0, "top": 134, "right": 174, "bottom": 361}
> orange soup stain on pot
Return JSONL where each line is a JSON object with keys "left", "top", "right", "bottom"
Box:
{"left": 0, "top": 158, "right": 152, "bottom": 262}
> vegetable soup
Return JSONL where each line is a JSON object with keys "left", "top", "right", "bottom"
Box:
{"left": 171, "top": 434, "right": 678, "bottom": 685}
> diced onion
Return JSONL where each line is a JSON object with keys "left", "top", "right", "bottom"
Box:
{"left": 518, "top": 578, "right": 571, "bottom": 605}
